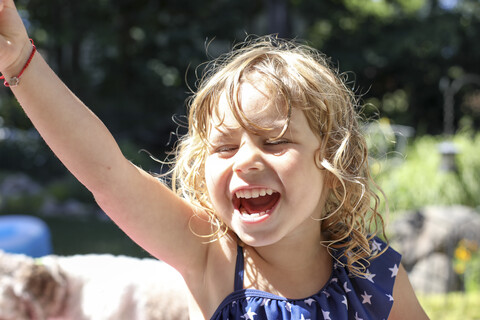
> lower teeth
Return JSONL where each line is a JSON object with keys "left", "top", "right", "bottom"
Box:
{"left": 240, "top": 210, "right": 266, "bottom": 218}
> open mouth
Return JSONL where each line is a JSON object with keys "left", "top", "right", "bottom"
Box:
{"left": 233, "top": 188, "right": 280, "bottom": 219}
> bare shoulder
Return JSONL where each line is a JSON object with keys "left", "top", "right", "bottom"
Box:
{"left": 389, "top": 264, "right": 430, "bottom": 320}
{"left": 184, "top": 234, "right": 238, "bottom": 319}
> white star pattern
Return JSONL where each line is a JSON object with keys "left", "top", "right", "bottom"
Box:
{"left": 389, "top": 264, "right": 399, "bottom": 278}
{"left": 241, "top": 307, "right": 257, "bottom": 320}
{"left": 361, "top": 291, "right": 372, "bottom": 304}
{"left": 355, "top": 312, "right": 364, "bottom": 320}
{"left": 343, "top": 281, "right": 352, "bottom": 293}
{"left": 386, "top": 294, "right": 394, "bottom": 301}
{"left": 300, "top": 314, "right": 311, "bottom": 320}
{"left": 322, "top": 309, "right": 332, "bottom": 320}
{"left": 365, "top": 270, "right": 376, "bottom": 283}
{"left": 322, "top": 290, "right": 331, "bottom": 298}
{"left": 342, "top": 295, "right": 348, "bottom": 309}
{"left": 261, "top": 298, "right": 270, "bottom": 306}
{"left": 330, "top": 277, "right": 338, "bottom": 283}
{"left": 285, "top": 302, "right": 292, "bottom": 312}
{"left": 304, "top": 298, "right": 316, "bottom": 306}
{"left": 371, "top": 239, "right": 382, "bottom": 252}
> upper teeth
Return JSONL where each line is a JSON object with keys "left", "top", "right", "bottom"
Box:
{"left": 235, "top": 188, "right": 274, "bottom": 199}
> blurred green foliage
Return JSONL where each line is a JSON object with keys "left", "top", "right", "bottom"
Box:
{"left": 419, "top": 291, "right": 480, "bottom": 319}
{"left": 44, "top": 215, "right": 151, "bottom": 257}
{"left": 371, "top": 131, "right": 480, "bottom": 214}
{"left": 1, "top": 0, "right": 478, "bottom": 146}
{"left": 454, "top": 239, "right": 480, "bottom": 292}
{"left": 2, "top": 193, "right": 44, "bottom": 215}
{"left": 465, "top": 249, "right": 480, "bottom": 292}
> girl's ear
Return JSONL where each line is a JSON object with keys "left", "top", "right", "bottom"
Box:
{"left": 314, "top": 148, "right": 324, "bottom": 169}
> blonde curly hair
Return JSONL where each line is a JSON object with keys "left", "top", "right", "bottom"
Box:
{"left": 169, "top": 35, "right": 387, "bottom": 276}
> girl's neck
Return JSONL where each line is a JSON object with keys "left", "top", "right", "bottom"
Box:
{"left": 241, "top": 232, "right": 333, "bottom": 299}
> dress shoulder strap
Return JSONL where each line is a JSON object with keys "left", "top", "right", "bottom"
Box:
{"left": 234, "top": 245, "right": 244, "bottom": 291}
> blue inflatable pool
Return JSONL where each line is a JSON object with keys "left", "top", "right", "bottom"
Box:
{"left": 0, "top": 215, "right": 53, "bottom": 257}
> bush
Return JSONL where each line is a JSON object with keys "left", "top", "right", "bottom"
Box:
{"left": 372, "top": 132, "right": 480, "bottom": 215}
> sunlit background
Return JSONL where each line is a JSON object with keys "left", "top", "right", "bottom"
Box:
{"left": 1, "top": 0, "right": 479, "bottom": 318}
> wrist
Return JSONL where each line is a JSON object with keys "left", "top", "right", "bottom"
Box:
{"left": 1, "top": 39, "right": 36, "bottom": 87}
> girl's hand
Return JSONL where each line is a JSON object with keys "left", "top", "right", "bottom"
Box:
{"left": 0, "top": 0, "right": 33, "bottom": 81}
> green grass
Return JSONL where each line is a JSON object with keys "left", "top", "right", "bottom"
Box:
{"left": 418, "top": 292, "right": 480, "bottom": 320}
{"left": 42, "top": 215, "right": 151, "bottom": 258}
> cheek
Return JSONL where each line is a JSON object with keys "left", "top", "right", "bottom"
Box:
{"left": 279, "top": 153, "right": 326, "bottom": 196}
{"left": 204, "top": 158, "right": 217, "bottom": 196}
{"left": 204, "top": 159, "right": 235, "bottom": 226}
{"left": 204, "top": 157, "right": 229, "bottom": 206}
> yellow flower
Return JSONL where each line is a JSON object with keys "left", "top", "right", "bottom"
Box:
{"left": 455, "top": 245, "right": 471, "bottom": 262}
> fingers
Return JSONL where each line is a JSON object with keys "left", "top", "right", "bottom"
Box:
{"left": 0, "top": 0, "right": 17, "bottom": 13}
{"left": 0, "top": 0, "right": 31, "bottom": 76}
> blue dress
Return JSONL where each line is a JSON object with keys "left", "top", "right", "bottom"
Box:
{"left": 210, "top": 237, "right": 401, "bottom": 320}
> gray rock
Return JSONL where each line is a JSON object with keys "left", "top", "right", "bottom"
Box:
{"left": 390, "top": 205, "right": 480, "bottom": 269}
{"left": 389, "top": 205, "right": 480, "bottom": 293}
{"left": 408, "top": 252, "right": 460, "bottom": 294}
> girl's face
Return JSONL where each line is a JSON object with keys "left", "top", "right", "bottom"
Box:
{"left": 204, "top": 79, "right": 328, "bottom": 247}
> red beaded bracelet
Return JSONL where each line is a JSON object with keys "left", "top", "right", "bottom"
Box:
{"left": 0, "top": 39, "right": 37, "bottom": 87}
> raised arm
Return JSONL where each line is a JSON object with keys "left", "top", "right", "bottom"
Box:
{"left": 0, "top": 0, "right": 209, "bottom": 274}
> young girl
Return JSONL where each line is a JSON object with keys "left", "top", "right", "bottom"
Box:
{"left": 0, "top": 1, "right": 428, "bottom": 319}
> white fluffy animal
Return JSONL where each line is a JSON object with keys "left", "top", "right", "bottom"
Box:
{"left": 0, "top": 251, "right": 189, "bottom": 320}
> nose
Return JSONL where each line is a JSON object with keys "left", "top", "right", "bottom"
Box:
{"left": 232, "top": 141, "right": 265, "bottom": 174}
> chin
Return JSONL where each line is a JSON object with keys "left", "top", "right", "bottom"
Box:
{"left": 235, "top": 230, "right": 282, "bottom": 248}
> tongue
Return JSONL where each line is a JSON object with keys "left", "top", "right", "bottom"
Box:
{"left": 240, "top": 193, "right": 280, "bottom": 214}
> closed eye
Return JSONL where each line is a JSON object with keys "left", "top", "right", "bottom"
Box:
{"left": 211, "top": 145, "right": 238, "bottom": 157}
{"left": 264, "top": 139, "right": 291, "bottom": 155}
{"left": 265, "top": 138, "right": 290, "bottom": 146}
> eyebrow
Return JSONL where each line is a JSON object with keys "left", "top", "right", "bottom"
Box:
{"left": 208, "top": 125, "right": 240, "bottom": 142}
{"left": 208, "top": 124, "right": 298, "bottom": 143}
